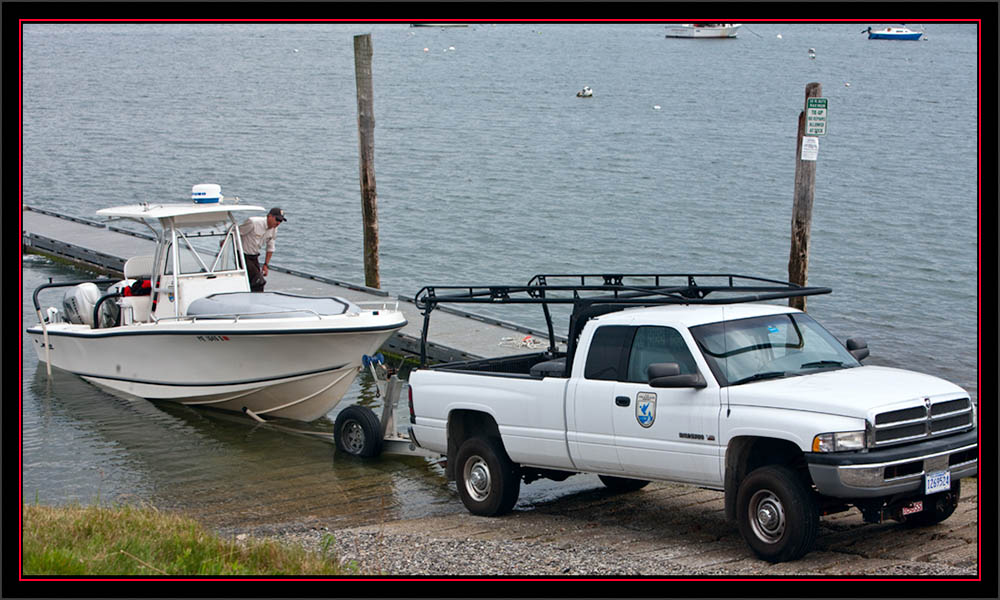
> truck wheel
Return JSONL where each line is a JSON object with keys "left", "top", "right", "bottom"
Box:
{"left": 455, "top": 437, "right": 520, "bottom": 516}
{"left": 334, "top": 405, "right": 383, "bottom": 458}
{"left": 598, "top": 475, "right": 650, "bottom": 492}
{"left": 905, "top": 479, "right": 960, "bottom": 527}
{"left": 736, "top": 465, "right": 819, "bottom": 563}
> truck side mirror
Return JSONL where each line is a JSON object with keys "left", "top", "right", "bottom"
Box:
{"left": 846, "top": 337, "right": 869, "bottom": 361}
{"left": 647, "top": 362, "right": 707, "bottom": 388}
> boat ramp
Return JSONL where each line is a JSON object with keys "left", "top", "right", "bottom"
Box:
{"left": 21, "top": 206, "right": 561, "bottom": 364}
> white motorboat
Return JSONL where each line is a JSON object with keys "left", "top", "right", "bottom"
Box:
{"left": 576, "top": 85, "right": 593, "bottom": 98}
{"left": 26, "top": 185, "right": 407, "bottom": 422}
{"left": 665, "top": 23, "right": 741, "bottom": 38}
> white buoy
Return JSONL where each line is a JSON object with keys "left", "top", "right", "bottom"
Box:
{"left": 293, "top": 48, "right": 299, "bottom": 53}
{"left": 776, "top": 33, "right": 782, "bottom": 39}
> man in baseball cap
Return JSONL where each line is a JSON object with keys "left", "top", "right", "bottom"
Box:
{"left": 237, "top": 207, "right": 288, "bottom": 291}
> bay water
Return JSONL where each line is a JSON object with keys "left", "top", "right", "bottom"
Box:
{"left": 20, "top": 23, "right": 980, "bottom": 528}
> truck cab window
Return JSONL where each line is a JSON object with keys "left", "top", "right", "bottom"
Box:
{"left": 690, "top": 313, "right": 860, "bottom": 386}
{"left": 584, "top": 325, "right": 636, "bottom": 381}
{"left": 626, "top": 326, "right": 698, "bottom": 383}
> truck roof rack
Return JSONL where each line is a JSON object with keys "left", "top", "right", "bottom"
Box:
{"left": 414, "top": 273, "right": 831, "bottom": 366}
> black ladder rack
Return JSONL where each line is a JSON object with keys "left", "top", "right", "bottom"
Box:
{"left": 414, "top": 273, "right": 832, "bottom": 366}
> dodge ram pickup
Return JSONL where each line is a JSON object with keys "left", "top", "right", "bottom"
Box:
{"left": 406, "top": 274, "right": 978, "bottom": 562}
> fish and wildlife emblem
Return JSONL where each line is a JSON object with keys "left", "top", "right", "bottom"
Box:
{"left": 636, "top": 392, "right": 657, "bottom": 428}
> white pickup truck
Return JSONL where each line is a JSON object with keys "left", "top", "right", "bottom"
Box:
{"left": 404, "top": 274, "right": 978, "bottom": 562}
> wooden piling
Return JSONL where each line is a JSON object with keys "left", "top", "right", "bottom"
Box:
{"left": 788, "top": 82, "right": 822, "bottom": 311}
{"left": 354, "top": 33, "right": 380, "bottom": 289}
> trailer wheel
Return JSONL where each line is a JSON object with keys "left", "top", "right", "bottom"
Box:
{"left": 455, "top": 437, "right": 520, "bottom": 516}
{"left": 598, "top": 475, "right": 650, "bottom": 492}
{"left": 334, "top": 405, "right": 383, "bottom": 458}
{"left": 905, "top": 479, "right": 960, "bottom": 527}
{"left": 736, "top": 465, "right": 818, "bottom": 563}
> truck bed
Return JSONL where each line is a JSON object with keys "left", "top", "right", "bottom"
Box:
{"left": 430, "top": 351, "right": 568, "bottom": 379}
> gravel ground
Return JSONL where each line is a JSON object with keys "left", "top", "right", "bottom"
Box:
{"left": 225, "top": 477, "right": 979, "bottom": 577}
{"left": 294, "top": 530, "right": 729, "bottom": 576}
{"left": 265, "top": 525, "right": 977, "bottom": 577}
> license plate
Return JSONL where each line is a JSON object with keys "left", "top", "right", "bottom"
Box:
{"left": 925, "top": 470, "right": 951, "bottom": 495}
{"left": 902, "top": 500, "right": 923, "bottom": 516}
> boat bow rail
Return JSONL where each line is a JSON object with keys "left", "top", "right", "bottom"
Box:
{"left": 413, "top": 273, "right": 832, "bottom": 365}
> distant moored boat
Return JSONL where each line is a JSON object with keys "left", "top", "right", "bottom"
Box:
{"left": 865, "top": 25, "right": 923, "bottom": 40}
{"left": 665, "top": 23, "right": 741, "bottom": 38}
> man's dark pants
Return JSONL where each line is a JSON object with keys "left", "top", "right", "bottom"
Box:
{"left": 244, "top": 253, "right": 266, "bottom": 292}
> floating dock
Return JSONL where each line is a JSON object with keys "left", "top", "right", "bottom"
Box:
{"left": 22, "top": 207, "right": 562, "bottom": 364}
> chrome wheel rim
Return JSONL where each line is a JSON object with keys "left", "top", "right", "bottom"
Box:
{"left": 749, "top": 489, "right": 786, "bottom": 544}
{"left": 342, "top": 421, "right": 365, "bottom": 454}
{"left": 463, "top": 455, "right": 492, "bottom": 502}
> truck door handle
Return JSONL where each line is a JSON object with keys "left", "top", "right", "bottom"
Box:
{"left": 615, "top": 395, "right": 631, "bottom": 407}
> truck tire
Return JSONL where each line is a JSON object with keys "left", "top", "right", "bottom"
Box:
{"left": 905, "top": 479, "right": 960, "bottom": 527}
{"left": 598, "top": 475, "right": 650, "bottom": 492}
{"left": 736, "top": 465, "right": 819, "bottom": 563}
{"left": 334, "top": 405, "right": 383, "bottom": 458}
{"left": 455, "top": 437, "right": 520, "bottom": 516}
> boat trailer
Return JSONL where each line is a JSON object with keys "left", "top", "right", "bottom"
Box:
{"left": 243, "top": 353, "right": 436, "bottom": 459}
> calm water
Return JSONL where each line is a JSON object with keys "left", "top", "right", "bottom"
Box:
{"left": 20, "top": 23, "right": 980, "bottom": 524}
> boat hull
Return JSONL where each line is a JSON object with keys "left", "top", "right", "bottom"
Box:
{"left": 868, "top": 32, "right": 922, "bottom": 40}
{"left": 27, "top": 314, "right": 406, "bottom": 422}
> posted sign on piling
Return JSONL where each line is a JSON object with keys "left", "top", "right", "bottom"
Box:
{"left": 806, "top": 98, "right": 828, "bottom": 136}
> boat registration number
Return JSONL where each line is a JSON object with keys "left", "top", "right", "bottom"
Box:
{"left": 925, "top": 470, "right": 951, "bottom": 495}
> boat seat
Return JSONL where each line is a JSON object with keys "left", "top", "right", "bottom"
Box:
{"left": 530, "top": 357, "right": 567, "bottom": 378}
{"left": 186, "top": 292, "right": 362, "bottom": 319}
{"left": 124, "top": 255, "right": 154, "bottom": 279}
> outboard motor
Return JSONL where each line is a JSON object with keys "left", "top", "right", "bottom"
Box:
{"left": 63, "top": 282, "right": 100, "bottom": 327}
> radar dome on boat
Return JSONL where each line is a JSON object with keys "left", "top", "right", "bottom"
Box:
{"left": 191, "top": 183, "right": 223, "bottom": 204}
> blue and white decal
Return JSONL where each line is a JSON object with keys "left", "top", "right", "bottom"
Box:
{"left": 635, "top": 391, "right": 657, "bottom": 428}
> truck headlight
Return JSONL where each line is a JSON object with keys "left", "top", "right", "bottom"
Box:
{"left": 812, "top": 431, "right": 866, "bottom": 452}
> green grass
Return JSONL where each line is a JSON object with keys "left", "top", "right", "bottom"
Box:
{"left": 22, "top": 503, "right": 359, "bottom": 576}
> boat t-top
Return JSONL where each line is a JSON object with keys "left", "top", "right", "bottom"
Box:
{"left": 26, "top": 184, "right": 407, "bottom": 422}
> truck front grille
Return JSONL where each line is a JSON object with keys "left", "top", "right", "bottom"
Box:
{"left": 872, "top": 397, "right": 974, "bottom": 448}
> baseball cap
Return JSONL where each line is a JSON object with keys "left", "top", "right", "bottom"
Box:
{"left": 268, "top": 207, "right": 287, "bottom": 222}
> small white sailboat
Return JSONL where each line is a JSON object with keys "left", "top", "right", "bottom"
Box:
{"left": 665, "top": 23, "right": 741, "bottom": 39}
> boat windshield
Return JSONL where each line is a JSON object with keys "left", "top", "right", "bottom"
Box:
{"left": 689, "top": 312, "right": 860, "bottom": 387}
{"left": 163, "top": 226, "right": 241, "bottom": 276}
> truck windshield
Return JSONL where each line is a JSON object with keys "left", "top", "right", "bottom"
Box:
{"left": 689, "top": 313, "right": 860, "bottom": 387}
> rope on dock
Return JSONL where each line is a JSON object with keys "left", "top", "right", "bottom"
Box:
{"left": 499, "top": 335, "right": 548, "bottom": 349}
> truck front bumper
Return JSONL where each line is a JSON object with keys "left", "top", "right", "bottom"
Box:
{"left": 806, "top": 430, "right": 977, "bottom": 498}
